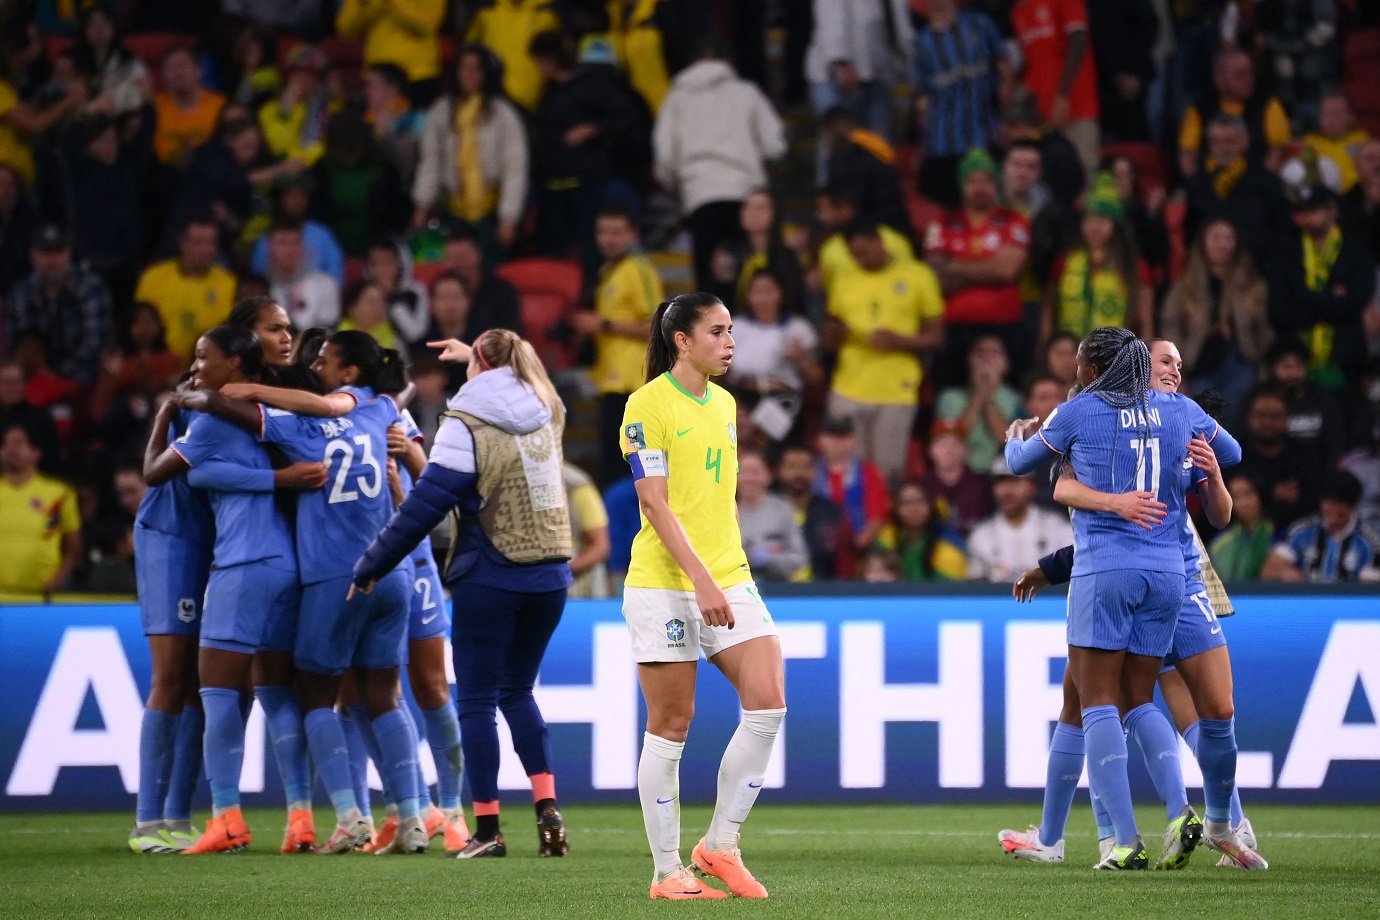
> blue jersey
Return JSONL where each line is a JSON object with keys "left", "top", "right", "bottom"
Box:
{"left": 261, "top": 386, "right": 401, "bottom": 585}
{"left": 173, "top": 411, "right": 295, "bottom": 569}
{"left": 1007, "top": 390, "right": 1236, "bottom": 578}
{"left": 135, "top": 409, "right": 214, "bottom": 542}
{"left": 396, "top": 409, "right": 436, "bottom": 569}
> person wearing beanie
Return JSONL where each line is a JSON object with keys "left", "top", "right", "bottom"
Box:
{"left": 1039, "top": 172, "right": 1153, "bottom": 343}
{"left": 925, "top": 146, "right": 1031, "bottom": 385}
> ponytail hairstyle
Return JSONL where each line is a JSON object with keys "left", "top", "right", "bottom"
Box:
{"left": 327, "top": 329, "right": 407, "bottom": 394}
{"left": 472, "top": 327, "right": 564, "bottom": 424}
{"left": 1080, "top": 325, "right": 1153, "bottom": 490}
{"left": 645, "top": 291, "right": 725, "bottom": 382}
{"left": 292, "top": 326, "right": 330, "bottom": 368}
{"left": 203, "top": 324, "right": 265, "bottom": 383}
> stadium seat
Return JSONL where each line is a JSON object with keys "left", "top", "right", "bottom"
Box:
{"left": 496, "top": 258, "right": 583, "bottom": 372}
{"left": 1163, "top": 195, "right": 1187, "bottom": 282}
{"left": 1342, "top": 28, "right": 1380, "bottom": 137}
{"left": 412, "top": 260, "right": 450, "bottom": 290}
{"left": 43, "top": 35, "right": 74, "bottom": 62}
{"left": 343, "top": 258, "right": 366, "bottom": 290}
{"left": 124, "top": 32, "right": 187, "bottom": 72}
{"left": 1100, "top": 141, "right": 1166, "bottom": 194}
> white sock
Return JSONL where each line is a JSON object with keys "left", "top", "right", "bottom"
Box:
{"left": 704, "top": 708, "right": 786, "bottom": 852}
{"left": 638, "top": 732, "right": 685, "bottom": 880}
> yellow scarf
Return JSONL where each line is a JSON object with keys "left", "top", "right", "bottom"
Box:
{"left": 1057, "top": 249, "right": 1129, "bottom": 338}
{"left": 1303, "top": 225, "right": 1344, "bottom": 381}
{"left": 1207, "top": 157, "right": 1248, "bottom": 200}
{"left": 449, "top": 95, "right": 497, "bottom": 222}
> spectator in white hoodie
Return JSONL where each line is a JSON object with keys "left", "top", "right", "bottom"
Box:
{"left": 653, "top": 41, "right": 786, "bottom": 291}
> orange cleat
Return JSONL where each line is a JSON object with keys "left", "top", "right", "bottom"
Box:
{"left": 280, "top": 809, "right": 316, "bottom": 854}
{"left": 183, "top": 809, "right": 251, "bottom": 855}
{"left": 424, "top": 804, "right": 446, "bottom": 839}
{"left": 649, "top": 866, "right": 728, "bottom": 900}
{"left": 443, "top": 809, "right": 471, "bottom": 855}
{"left": 361, "top": 814, "right": 398, "bottom": 853}
{"left": 691, "top": 837, "right": 768, "bottom": 899}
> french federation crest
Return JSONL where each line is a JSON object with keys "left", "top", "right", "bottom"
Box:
{"left": 177, "top": 598, "right": 197, "bottom": 623}
{"left": 665, "top": 618, "right": 686, "bottom": 642}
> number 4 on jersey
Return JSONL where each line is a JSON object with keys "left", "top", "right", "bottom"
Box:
{"left": 705, "top": 447, "right": 722, "bottom": 484}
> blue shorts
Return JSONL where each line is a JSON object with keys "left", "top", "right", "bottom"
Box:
{"left": 134, "top": 526, "right": 211, "bottom": 637}
{"left": 201, "top": 559, "right": 300, "bottom": 655}
{"left": 296, "top": 569, "right": 410, "bottom": 676}
{"left": 1161, "top": 581, "right": 1228, "bottom": 670}
{"left": 1067, "top": 569, "right": 1184, "bottom": 657}
{"left": 408, "top": 555, "right": 448, "bottom": 643}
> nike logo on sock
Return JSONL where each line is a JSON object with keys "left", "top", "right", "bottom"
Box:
{"left": 747, "top": 781, "right": 763, "bottom": 788}
{"left": 656, "top": 797, "right": 675, "bottom": 804}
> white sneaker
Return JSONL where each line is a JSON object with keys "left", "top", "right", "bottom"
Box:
{"left": 1236, "top": 817, "right": 1257, "bottom": 850}
{"left": 1205, "top": 818, "right": 1268, "bottom": 870}
{"left": 1156, "top": 806, "right": 1204, "bottom": 870}
{"left": 376, "top": 817, "right": 428, "bottom": 854}
{"left": 998, "top": 825, "right": 1064, "bottom": 863}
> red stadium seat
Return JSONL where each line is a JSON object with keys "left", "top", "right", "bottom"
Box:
{"left": 496, "top": 258, "right": 583, "bottom": 372}
{"left": 1343, "top": 28, "right": 1380, "bottom": 137}
{"left": 124, "top": 32, "right": 189, "bottom": 72}
{"left": 343, "top": 258, "right": 366, "bottom": 290}
{"left": 412, "top": 260, "right": 451, "bottom": 291}
{"left": 43, "top": 35, "right": 75, "bottom": 62}
{"left": 1163, "top": 196, "right": 1187, "bottom": 282}
{"left": 1100, "top": 141, "right": 1166, "bottom": 195}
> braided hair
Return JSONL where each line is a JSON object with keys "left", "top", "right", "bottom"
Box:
{"left": 1079, "top": 326, "right": 1153, "bottom": 492}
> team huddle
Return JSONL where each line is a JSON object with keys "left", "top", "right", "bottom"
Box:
{"left": 126, "top": 288, "right": 1264, "bottom": 896}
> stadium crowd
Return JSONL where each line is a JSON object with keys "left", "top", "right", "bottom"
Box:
{"left": 2, "top": 0, "right": 1379, "bottom": 597}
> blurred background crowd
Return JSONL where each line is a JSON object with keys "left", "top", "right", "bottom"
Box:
{"left": 1, "top": 0, "right": 1378, "bottom": 598}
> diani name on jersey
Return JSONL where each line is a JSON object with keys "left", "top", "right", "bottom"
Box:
{"left": 1120, "top": 407, "right": 1161, "bottom": 428}
{"left": 318, "top": 417, "right": 356, "bottom": 438}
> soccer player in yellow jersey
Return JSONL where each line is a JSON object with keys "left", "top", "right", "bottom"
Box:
{"left": 619, "top": 292, "right": 785, "bottom": 901}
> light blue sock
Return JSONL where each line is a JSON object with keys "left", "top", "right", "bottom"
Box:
{"left": 1039, "top": 722, "right": 1083, "bottom": 847}
{"left": 1196, "top": 717, "right": 1238, "bottom": 823}
{"left": 1124, "top": 703, "right": 1188, "bottom": 820}
{"left": 136, "top": 709, "right": 178, "bottom": 824}
{"left": 254, "top": 685, "right": 312, "bottom": 807}
{"left": 164, "top": 705, "right": 203, "bottom": 822}
{"left": 347, "top": 704, "right": 394, "bottom": 807}
{"left": 1083, "top": 705, "right": 1138, "bottom": 846}
{"left": 1092, "top": 788, "right": 1114, "bottom": 841}
{"left": 340, "top": 710, "right": 372, "bottom": 818}
{"left": 371, "top": 707, "right": 421, "bottom": 820}
{"left": 404, "top": 705, "right": 432, "bottom": 810}
{"left": 1184, "top": 721, "right": 1246, "bottom": 827}
{"left": 423, "top": 703, "right": 463, "bottom": 811}
{"left": 199, "top": 688, "right": 244, "bottom": 813}
{"left": 304, "top": 707, "right": 358, "bottom": 821}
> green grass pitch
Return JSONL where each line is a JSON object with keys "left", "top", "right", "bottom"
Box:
{"left": 4, "top": 804, "right": 1377, "bottom": 919}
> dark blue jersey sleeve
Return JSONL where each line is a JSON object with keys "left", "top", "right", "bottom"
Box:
{"left": 354, "top": 462, "right": 477, "bottom": 585}
{"left": 1037, "top": 544, "right": 1075, "bottom": 585}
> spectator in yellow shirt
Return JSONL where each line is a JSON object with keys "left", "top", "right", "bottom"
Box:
{"left": 151, "top": 44, "right": 227, "bottom": 168}
{"left": 570, "top": 204, "right": 663, "bottom": 486}
{"left": 465, "top": 0, "right": 561, "bottom": 111}
{"left": 564, "top": 461, "right": 612, "bottom": 597}
{"left": 134, "top": 215, "right": 238, "bottom": 362}
{"left": 1304, "top": 91, "right": 1371, "bottom": 194}
{"left": 813, "top": 181, "right": 915, "bottom": 299}
{"left": 823, "top": 219, "right": 945, "bottom": 486}
{"left": 0, "top": 421, "right": 81, "bottom": 595}
{"left": 257, "top": 45, "right": 332, "bottom": 168}
{"left": 336, "top": 0, "right": 447, "bottom": 106}
{"left": 1178, "top": 48, "right": 1290, "bottom": 177}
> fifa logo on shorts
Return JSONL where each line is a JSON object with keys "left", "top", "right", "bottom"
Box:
{"left": 177, "top": 598, "right": 196, "bottom": 624}
{"left": 664, "top": 618, "right": 686, "bottom": 647}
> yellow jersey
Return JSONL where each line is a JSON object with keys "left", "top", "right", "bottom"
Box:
{"left": 1303, "top": 130, "right": 1370, "bottom": 193}
{"left": 465, "top": 1, "right": 561, "bottom": 111}
{"left": 592, "top": 253, "right": 663, "bottom": 395}
{"left": 818, "top": 225, "right": 915, "bottom": 297}
{"left": 0, "top": 80, "right": 34, "bottom": 183}
{"left": 135, "top": 259, "right": 239, "bottom": 362}
{"left": 620, "top": 373, "right": 750, "bottom": 591}
{"left": 828, "top": 258, "right": 944, "bottom": 406}
{"left": 0, "top": 473, "right": 79, "bottom": 593}
{"left": 336, "top": 0, "right": 447, "bottom": 82}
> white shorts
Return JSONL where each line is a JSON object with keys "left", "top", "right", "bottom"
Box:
{"left": 622, "top": 581, "right": 779, "bottom": 663}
